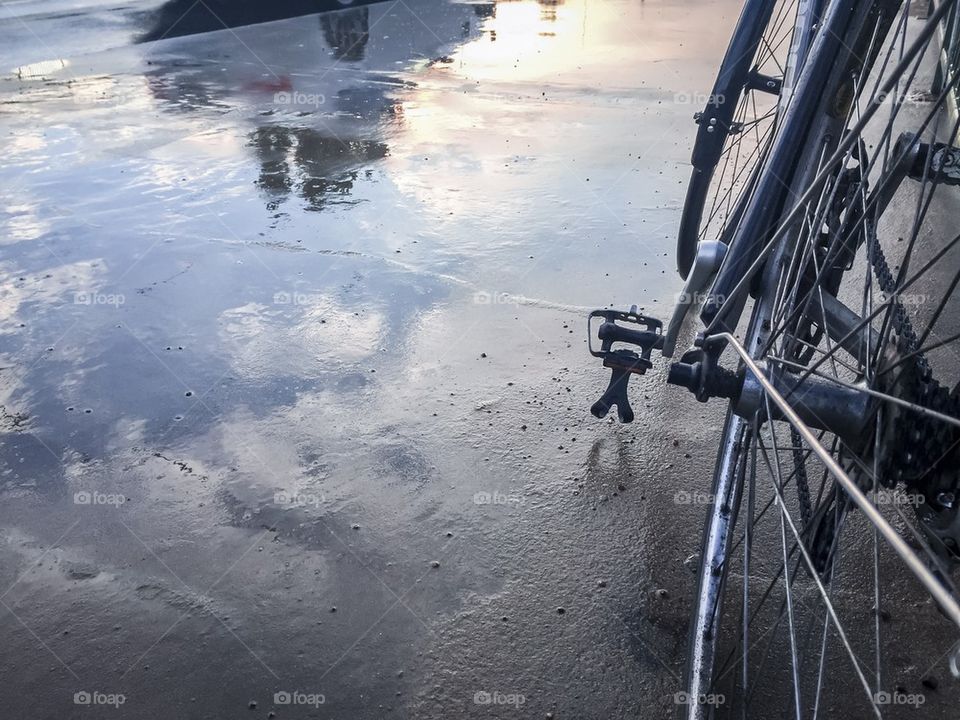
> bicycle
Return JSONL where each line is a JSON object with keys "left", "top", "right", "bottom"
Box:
{"left": 588, "top": 0, "right": 960, "bottom": 716}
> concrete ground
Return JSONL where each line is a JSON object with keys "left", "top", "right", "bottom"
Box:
{"left": 0, "top": 0, "right": 957, "bottom": 718}
{"left": 0, "top": 1, "right": 737, "bottom": 717}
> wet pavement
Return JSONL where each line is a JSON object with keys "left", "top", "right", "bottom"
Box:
{"left": 0, "top": 0, "right": 837, "bottom": 717}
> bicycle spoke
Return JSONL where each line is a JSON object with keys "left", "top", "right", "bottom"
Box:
{"left": 763, "top": 404, "right": 804, "bottom": 720}
{"left": 755, "top": 426, "right": 881, "bottom": 718}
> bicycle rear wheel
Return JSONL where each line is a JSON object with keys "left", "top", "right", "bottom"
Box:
{"left": 681, "top": 0, "right": 960, "bottom": 717}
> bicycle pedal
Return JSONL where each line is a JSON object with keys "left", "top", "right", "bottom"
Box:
{"left": 587, "top": 306, "right": 664, "bottom": 423}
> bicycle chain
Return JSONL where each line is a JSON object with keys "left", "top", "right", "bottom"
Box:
{"left": 865, "top": 218, "right": 929, "bottom": 378}
{"left": 798, "top": 217, "right": 960, "bottom": 572}
{"left": 865, "top": 219, "right": 960, "bottom": 496}
{"left": 791, "top": 426, "right": 814, "bottom": 530}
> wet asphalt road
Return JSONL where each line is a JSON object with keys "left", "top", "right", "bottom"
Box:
{"left": 0, "top": 0, "right": 804, "bottom": 717}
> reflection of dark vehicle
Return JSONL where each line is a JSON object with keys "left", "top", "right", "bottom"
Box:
{"left": 140, "top": 0, "right": 382, "bottom": 42}
{"left": 143, "top": 0, "right": 481, "bottom": 213}
{"left": 143, "top": 0, "right": 480, "bottom": 119}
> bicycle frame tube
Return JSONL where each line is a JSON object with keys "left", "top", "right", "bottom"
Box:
{"left": 701, "top": 0, "right": 911, "bottom": 343}
{"left": 699, "top": 0, "right": 865, "bottom": 336}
